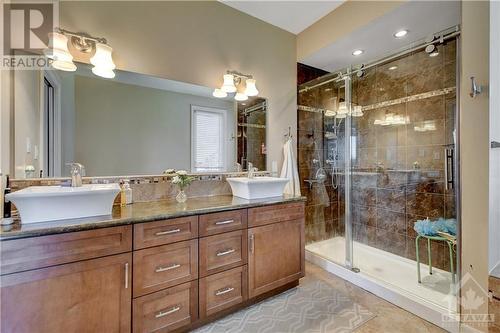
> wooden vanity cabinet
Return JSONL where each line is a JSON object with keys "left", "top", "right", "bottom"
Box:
{"left": 0, "top": 201, "right": 305, "bottom": 333}
{"left": 1, "top": 253, "right": 132, "bottom": 333}
{"left": 247, "top": 209, "right": 305, "bottom": 298}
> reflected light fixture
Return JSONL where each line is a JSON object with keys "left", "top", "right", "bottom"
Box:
{"left": 234, "top": 92, "right": 248, "bottom": 101}
{"left": 394, "top": 30, "right": 408, "bottom": 38}
{"left": 212, "top": 88, "right": 227, "bottom": 98}
{"left": 244, "top": 79, "right": 259, "bottom": 96}
{"left": 90, "top": 43, "right": 116, "bottom": 78}
{"left": 374, "top": 113, "right": 409, "bottom": 126}
{"left": 352, "top": 49, "right": 364, "bottom": 56}
{"left": 351, "top": 105, "right": 364, "bottom": 117}
{"left": 44, "top": 32, "right": 76, "bottom": 71}
{"left": 337, "top": 101, "right": 349, "bottom": 115}
{"left": 324, "top": 109, "right": 336, "bottom": 117}
{"left": 389, "top": 66, "right": 398, "bottom": 71}
{"left": 214, "top": 70, "right": 258, "bottom": 101}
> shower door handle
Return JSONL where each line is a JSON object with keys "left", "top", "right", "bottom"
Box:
{"left": 444, "top": 148, "right": 454, "bottom": 191}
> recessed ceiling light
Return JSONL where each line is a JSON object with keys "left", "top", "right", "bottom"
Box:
{"left": 352, "top": 49, "right": 363, "bottom": 56}
{"left": 389, "top": 66, "right": 398, "bottom": 71}
{"left": 394, "top": 30, "right": 408, "bottom": 38}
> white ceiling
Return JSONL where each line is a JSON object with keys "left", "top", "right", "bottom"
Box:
{"left": 301, "top": 1, "right": 461, "bottom": 72}
{"left": 221, "top": 0, "right": 344, "bottom": 34}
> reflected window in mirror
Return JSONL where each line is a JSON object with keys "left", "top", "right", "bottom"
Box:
{"left": 191, "top": 106, "right": 228, "bottom": 173}
{"left": 237, "top": 97, "right": 267, "bottom": 171}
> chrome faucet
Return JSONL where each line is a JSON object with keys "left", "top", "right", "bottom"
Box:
{"left": 67, "top": 163, "right": 85, "bottom": 187}
{"left": 247, "top": 162, "right": 257, "bottom": 179}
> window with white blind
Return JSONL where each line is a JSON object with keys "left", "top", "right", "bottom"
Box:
{"left": 191, "top": 106, "right": 227, "bottom": 172}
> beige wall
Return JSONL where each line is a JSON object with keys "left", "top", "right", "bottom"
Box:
{"left": 60, "top": 1, "right": 297, "bottom": 171}
{"left": 74, "top": 75, "right": 235, "bottom": 176}
{"left": 460, "top": 1, "right": 490, "bottom": 329}
{"left": 296, "top": 0, "right": 404, "bottom": 61}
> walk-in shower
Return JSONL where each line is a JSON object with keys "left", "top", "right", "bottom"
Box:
{"left": 298, "top": 27, "right": 460, "bottom": 324}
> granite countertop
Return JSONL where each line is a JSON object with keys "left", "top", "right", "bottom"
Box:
{"left": 0, "top": 195, "right": 306, "bottom": 241}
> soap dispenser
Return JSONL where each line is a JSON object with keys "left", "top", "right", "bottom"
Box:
{"left": 122, "top": 180, "right": 133, "bottom": 205}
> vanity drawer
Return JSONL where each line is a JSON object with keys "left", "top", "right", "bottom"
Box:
{"left": 248, "top": 202, "right": 305, "bottom": 227}
{"left": 133, "top": 281, "right": 198, "bottom": 333}
{"left": 199, "top": 230, "right": 247, "bottom": 277}
{"left": 134, "top": 216, "right": 198, "bottom": 249}
{"left": 199, "top": 265, "right": 248, "bottom": 318}
{"left": 133, "top": 239, "right": 198, "bottom": 297}
{"left": 0, "top": 226, "right": 132, "bottom": 275}
{"left": 199, "top": 209, "right": 247, "bottom": 236}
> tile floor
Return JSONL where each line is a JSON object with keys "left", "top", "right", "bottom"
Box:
{"left": 306, "top": 262, "right": 446, "bottom": 332}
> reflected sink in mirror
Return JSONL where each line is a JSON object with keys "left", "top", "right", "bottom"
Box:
{"left": 226, "top": 176, "right": 289, "bottom": 199}
{"left": 6, "top": 184, "right": 120, "bottom": 224}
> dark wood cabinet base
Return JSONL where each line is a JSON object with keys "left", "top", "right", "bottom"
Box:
{"left": 1, "top": 201, "right": 305, "bottom": 333}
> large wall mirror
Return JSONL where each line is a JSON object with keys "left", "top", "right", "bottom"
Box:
{"left": 12, "top": 64, "right": 267, "bottom": 178}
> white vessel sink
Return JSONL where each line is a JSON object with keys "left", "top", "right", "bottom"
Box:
{"left": 6, "top": 184, "right": 121, "bottom": 224}
{"left": 226, "top": 176, "right": 289, "bottom": 199}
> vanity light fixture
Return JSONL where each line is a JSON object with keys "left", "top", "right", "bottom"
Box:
{"left": 352, "top": 49, "right": 364, "bottom": 56}
{"left": 244, "top": 79, "right": 259, "bottom": 97}
{"left": 90, "top": 43, "right": 116, "bottom": 78}
{"left": 44, "top": 28, "right": 116, "bottom": 78}
{"left": 394, "top": 30, "right": 408, "bottom": 38}
{"left": 213, "top": 70, "right": 259, "bottom": 101}
{"left": 221, "top": 74, "right": 237, "bottom": 93}
{"left": 44, "top": 32, "right": 77, "bottom": 72}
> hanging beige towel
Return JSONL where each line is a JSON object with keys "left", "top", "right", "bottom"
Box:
{"left": 280, "top": 138, "right": 301, "bottom": 196}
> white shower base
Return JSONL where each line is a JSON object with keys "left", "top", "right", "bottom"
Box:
{"left": 306, "top": 237, "right": 459, "bottom": 331}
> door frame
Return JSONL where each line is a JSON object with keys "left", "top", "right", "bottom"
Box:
{"left": 39, "top": 70, "right": 62, "bottom": 177}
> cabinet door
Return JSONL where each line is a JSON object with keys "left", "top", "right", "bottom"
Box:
{"left": 1, "top": 253, "right": 132, "bottom": 333}
{"left": 248, "top": 219, "right": 304, "bottom": 298}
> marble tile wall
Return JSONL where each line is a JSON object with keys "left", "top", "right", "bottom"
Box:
{"left": 9, "top": 172, "right": 270, "bottom": 206}
{"left": 298, "top": 40, "right": 457, "bottom": 271}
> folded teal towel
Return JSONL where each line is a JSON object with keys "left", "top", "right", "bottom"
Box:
{"left": 414, "top": 218, "right": 457, "bottom": 236}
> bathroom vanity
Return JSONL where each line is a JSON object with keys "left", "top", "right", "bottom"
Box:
{"left": 0, "top": 196, "right": 305, "bottom": 332}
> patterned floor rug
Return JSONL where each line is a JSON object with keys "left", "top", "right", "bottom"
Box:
{"left": 193, "top": 279, "right": 375, "bottom": 333}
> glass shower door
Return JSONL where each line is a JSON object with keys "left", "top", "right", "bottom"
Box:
{"left": 348, "top": 39, "right": 459, "bottom": 311}
{"left": 299, "top": 74, "right": 348, "bottom": 267}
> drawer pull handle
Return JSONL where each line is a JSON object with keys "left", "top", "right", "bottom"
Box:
{"left": 216, "top": 248, "right": 235, "bottom": 257}
{"left": 155, "top": 305, "right": 181, "bottom": 318}
{"left": 215, "top": 287, "right": 234, "bottom": 296}
{"left": 155, "top": 228, "right": 181, "bottom": 236}
{"left": 155, "top": 263, "right": 181, "bottom": 273}
{"left": 215, "top": 219, "right": 235, "bottom": 225}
